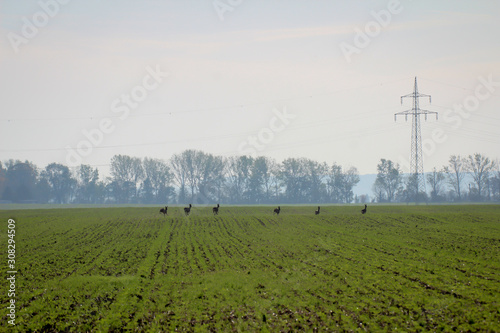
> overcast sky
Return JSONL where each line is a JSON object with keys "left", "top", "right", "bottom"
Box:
{"left": 1, "top": 0, "right": 499, "bottom": 175}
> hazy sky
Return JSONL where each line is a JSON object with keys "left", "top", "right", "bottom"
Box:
{"left": 1, "top": 0, "right": 499, "bottom": 175}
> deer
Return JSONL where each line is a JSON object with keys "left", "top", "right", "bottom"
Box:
{"left": 213, "top": 203, "right": 220, "bottom": 215}
{"left": 273, "top": 206, "right": 281, "bottom": 215}
{"left": 184, "top": 204, "right": 192, "bottom": 216}
{"left": 159, "top": 206, "right": 168, "bottom": 216}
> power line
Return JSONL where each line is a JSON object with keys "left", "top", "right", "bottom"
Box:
{"left": 0, "top": 105, "right": 397, "bottom": 153}
{"left": 0, "top": 78, "right": 411, "bottom": 122}
{"left": 419, "top": 77, "right": 500, "bottom": 98}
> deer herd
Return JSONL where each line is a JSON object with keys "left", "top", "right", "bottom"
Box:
{"left": 159, "top": 204, "right": 368, "bottom": 216}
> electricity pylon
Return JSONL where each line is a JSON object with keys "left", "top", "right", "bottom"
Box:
{"left": 395, "top": 77, "right": 437, "bottom": 199}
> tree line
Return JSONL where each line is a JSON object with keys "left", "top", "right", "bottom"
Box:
{"left": 373, "top": 154, "right": 499, "bottom": 203}
{"left": 0, "top": 151, "right": 498, "bottom": 205}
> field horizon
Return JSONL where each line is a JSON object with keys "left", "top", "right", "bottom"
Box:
{"left": 1, "top": 202, "right": 499, "bottom": 211}
{"left": 1, "top": 205, "right": 499, "bottom": 331}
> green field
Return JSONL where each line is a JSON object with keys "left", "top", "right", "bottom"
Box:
{"left": 1, "top": 205, "right": 499, "bottom": 332}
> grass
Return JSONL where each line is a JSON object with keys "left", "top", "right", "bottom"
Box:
{"left": 1, "top": 205, "right": 499, "bottom": 332}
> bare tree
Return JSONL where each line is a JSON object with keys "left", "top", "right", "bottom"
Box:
{"left": 372, "top": 181, "right": 385, "bottom": 203}
{"left": 0, "top": 162, "right": 5, "bottom": 199}
{"left": 443, "top": 155, "right": 467, "bottom": 201}
{"left": 197, "top": 153, "right": 224, "bottom": 203}
{"left": 177, "top": 150, "right": 199, "bottom": 202}
{"left": 342, "top": 166, "right": 360, "bottom": 203}
{"left": 110, "top": 155, "right": 144, "bottom": 203}
{"left": 225, "top": 155, "right": 253, "bottom": 204}
{"left": 248, "top": 156, "right": 267, "bottom": 204}
{"left": 466, "top": 153, "right": 496, "bottom": 201}
{"left": 491, "top": 161, "right": 500, "bottom": 201}
{"left": 328, "top": 163, "right": 343, "bottom": 203}
{"left": 373, "top": 159, "right": 402, "bottom": 202}
{"left": 41, "top": 163, "right": 76, "bottom": 204}
{"left": 280, "top": 158, "right": 309, "bottom": 203}
{"left": 402, "top": 173, "right": 419, "bottom": 203}
{"left": 304, "top": 159, "right": 329, "bottom": 203}
{"left": 170, "top": 152, "right": 188, "bottom": 203}
{"left": 210, "top": 156, "right": 226, "bottom": 203}
{"left": 77, "top": 164, "right": 99, "bottom": 203}
{"left": 329, "top": 164, "right": 359, "bottom": 203}
{"left": 142, "top": 158, "right": 173, "bottom": 203}
{"left": 269, "top": 160, "right": 283, "bottom": 203}
{"left": 254, "top": 156, "right": 276, "bottom": 203}
{"left": 426, "top": 167, "right": 446, "bottom": 202}
{"left": 3, "top": 160, "right": 39, "bottom": 203}
{"left": 170, "top": 150, "right": 223, "bottom": 203}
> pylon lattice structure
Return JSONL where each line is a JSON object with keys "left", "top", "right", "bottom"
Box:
{"left": 395, "top": 77, "right": 438, "bottom": 198}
